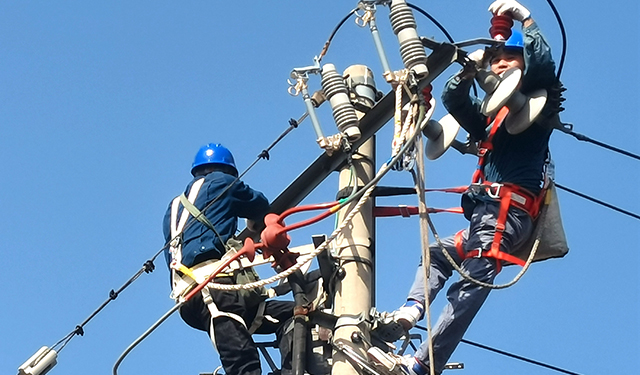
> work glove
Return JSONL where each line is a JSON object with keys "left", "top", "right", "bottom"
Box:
{"left": 467, "top": 49, "right": 487, "bottom": 69}
{"left": 488, "top": 0, "right": 531, "bottom": 22}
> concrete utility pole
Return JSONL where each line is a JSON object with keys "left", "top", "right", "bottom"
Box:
{"left": 331, "top": 137, "right": 375, "bottom": 375}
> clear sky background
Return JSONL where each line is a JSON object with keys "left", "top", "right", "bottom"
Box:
{"left": 2, "top": 1, "right": 638, "bottom": 375}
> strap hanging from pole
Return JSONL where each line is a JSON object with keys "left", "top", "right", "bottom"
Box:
{"left": 411, "top": 104, "right": 436, "bottom": 375}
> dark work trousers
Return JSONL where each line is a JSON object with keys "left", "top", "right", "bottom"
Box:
{"left": 408, "top": 200, "right": 533, "bottom": 373}
{"left": 179, "top": 276, "right": 295, "bottom": 375}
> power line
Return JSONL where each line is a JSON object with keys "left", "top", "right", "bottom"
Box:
{"left": 555, "top": 126, "right": 640, "bottom": 161}
{"left": 414, "top": 325, "right": 582, "bottom": 375}
{"left": 555, "top": 183, "right": 640, "bottom": 221}
{"left": 44, "top": 114, "right": 307, "bottom": 356}
{"left": 460, "top": 338, "right": 582, "bottom": 375}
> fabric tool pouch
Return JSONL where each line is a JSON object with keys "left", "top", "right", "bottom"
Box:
{"left": 225, "top": 237, "right": 268, "bottom": 308}
{"left": 511, "top": 182, "right": 569, "bottom": 263}
{"left": 232, "top": 267, "right": 268, "bottom": 309}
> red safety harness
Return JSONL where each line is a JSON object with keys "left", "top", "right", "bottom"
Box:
{"left": 454, "top": 107, "right": 546, "bottom": 273}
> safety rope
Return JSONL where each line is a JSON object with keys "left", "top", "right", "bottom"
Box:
{"left": 391, "top": 71, "right": 410, "bottom": 158}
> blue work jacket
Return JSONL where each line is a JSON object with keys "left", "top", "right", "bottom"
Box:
{"left": 163, "top": 171, "right": 270, "bottom": 268}
{"left": 442, "top": 22, "right": 557, "bottom": 194}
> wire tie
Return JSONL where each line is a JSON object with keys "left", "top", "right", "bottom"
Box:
{"left": 109, "top": 289, "right": 118, "bottom": 300}
{"left": 258, "top": 150, "right": 270, "bottom": 160}
{"left": 289, "top": 118, "right": 299, "bottom": 128}
{"left": 75, "top": 325, "right": 84, "bottom": 336}
{"left": 143, "top": 260, "right": 155, "bottom": 273}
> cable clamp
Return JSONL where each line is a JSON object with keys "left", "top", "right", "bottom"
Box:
{"left": 335, "top": 312, "right": 368, "bottom": 330}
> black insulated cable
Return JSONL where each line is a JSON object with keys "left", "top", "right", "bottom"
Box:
{"left": 407, "top": 3, "right": 455, "bottom": 43}
{"left": 460, "top": 338, "right": 582, "bottom": 375}
{"left": 555, "top": 183, "right": 640, "bottom": 221}
{"left": 48, "top": 251, "right": 163, "bottom": 354}
{"left": 545, "top": 0, "right": 567, "bottom": 79}
{"left": 556, "top": 127, "right": 640, "bottom": 162}
{"left": 406, "top": 4, "right": 482, "bottom": 97}
{"left": 318, "top": 8, "right": 358, "bottom": 61}
{"left": 414, "top": 325, "right": 582, "bottom": 375}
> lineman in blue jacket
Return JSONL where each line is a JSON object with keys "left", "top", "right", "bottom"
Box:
{"left": 381, "top": 1, "right": 557, "bottom": 374}
{"left": 163, "top": 143, "right": 294, "bottom": 375}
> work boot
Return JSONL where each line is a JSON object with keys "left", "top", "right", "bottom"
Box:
{"left": 400, "top": 355, "right": 431, "bottom": 375}
{"left": 393, "top": 300, "right": 424, "bottom": 331}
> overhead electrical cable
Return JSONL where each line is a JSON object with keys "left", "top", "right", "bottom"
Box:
{"left": 544, "top": 0, "right": 567, "bottom": 79}
{"left": 554, "top": 127, "right": 640, "bottom": 161}
{"left": 555, "top": 183, "right": 640, "bottom": 221}
{"left": 44, "top": 114, "right": 308, "bottom": 356}
{"left": 460, "top": 338, "right": 582, "bottom": 375}
{"left": 407, "top": 3, "right": 455, "bottom": 43}
{"left": 318, "top": 8, "right": 358, "bottom": 61}
{"left": 414, "top": 325, "right": 582, "bottom": 375}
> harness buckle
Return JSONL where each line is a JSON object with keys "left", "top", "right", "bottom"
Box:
{"left": 486, "top": 183, "right": 502, "bottom": 199}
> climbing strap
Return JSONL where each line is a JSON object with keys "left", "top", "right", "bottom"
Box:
{"left": 201, "top": 285, "right": 267, "bottom": 353}
{"left": 179, "top": 192, "right": 216, "bottom": 232}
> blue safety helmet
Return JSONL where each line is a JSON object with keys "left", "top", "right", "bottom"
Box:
{"left": 191, "top": 143, "right": 237, "bottom": 176}
{"left": 504, "top": 30, "right": 524, "bottom": 51}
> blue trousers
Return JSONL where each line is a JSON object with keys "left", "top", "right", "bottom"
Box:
{"left": 407, "top": 200, "right": 533, "bottom": 373}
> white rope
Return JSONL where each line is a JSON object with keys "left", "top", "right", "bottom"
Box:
{"left": 391, "top": 70, "right": 410, "bottom": 158}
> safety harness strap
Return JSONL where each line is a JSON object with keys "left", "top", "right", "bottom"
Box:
{"left": 169, "top": 178, "right": 206, "bottom": 297}
{"left": 202, "top": 285, "right": 267, "bottom": 352}
{"left": 454, "top": 230, "right": 466, "bottom": 261}
{"left": 170, "top": 178, "right": 206, "bottom": 241}
{"left": 179, "top": 192, "right": 216, "bottom": 232}
{"left": 462, "top": 105, "right": 546, "bottom": 273}
{"left": 472, "top": 107, "right": 509, "bottom": 184}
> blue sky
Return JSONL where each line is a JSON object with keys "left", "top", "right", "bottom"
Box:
{"left": 2, "top": 1, "right": 638, "bottom": 375}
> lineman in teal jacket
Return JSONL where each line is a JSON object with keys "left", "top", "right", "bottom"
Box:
{"left": 385, "top": 1, "right": 558, "bottom": 374}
